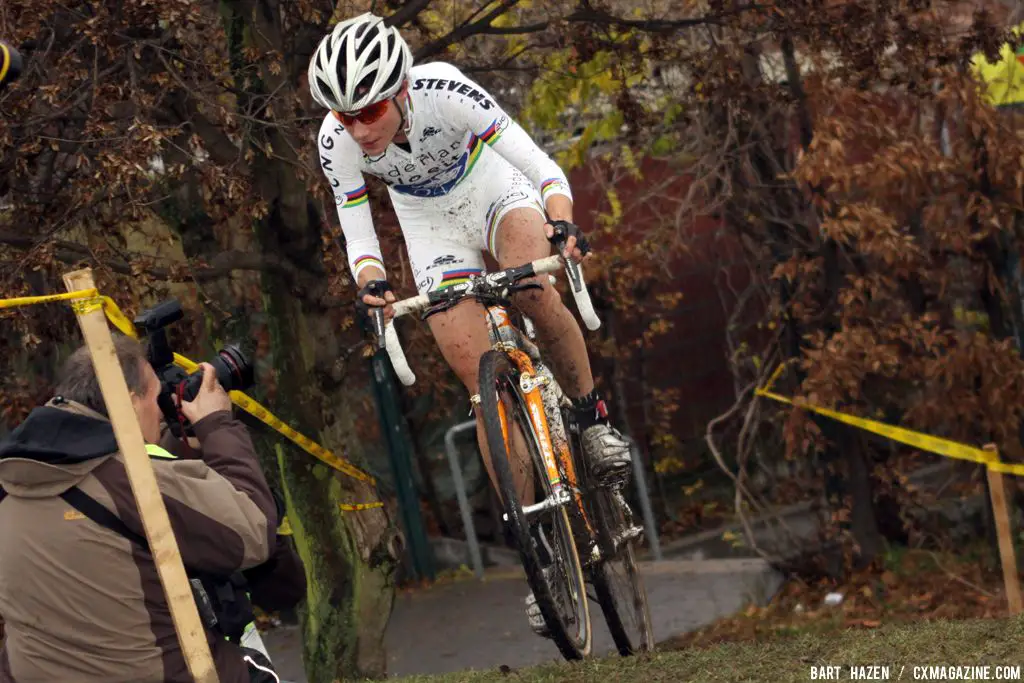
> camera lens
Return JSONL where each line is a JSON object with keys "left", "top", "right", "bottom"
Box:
{"left": 213, "top": 345, "right": 255, "bottom": 392}
{"left": 178, "top": 344, "right": 255, "bottom": 402}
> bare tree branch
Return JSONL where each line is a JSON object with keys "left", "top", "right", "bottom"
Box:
{"left": 384, "top": 0, "right": 436, "bottom": 28}
{"left": 417, "top": 3, "right": 767, "bottom": 53}
{"left": 566, "top": 5, "right": 759, "bottom": 34}
{"left": 475, "top": 21, "right": 551, "bottom": 35}
{"left": 414, "top": 0, "right": 521, "bottom": 60}
{"left": 0, "top": 233, "right": 301, "bottom": 283}
{"left": 705, "top": 378, "right": 779, "bottom": 562}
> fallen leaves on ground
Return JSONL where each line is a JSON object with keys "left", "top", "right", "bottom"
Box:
{"left": 396, "top": 565, "right": 480, "bottom": 594}
{"left": 661, "top": 543, "right": 1008, "bottom": 650}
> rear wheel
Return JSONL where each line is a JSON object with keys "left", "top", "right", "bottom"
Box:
{"left": 478, "top": 349, "right": 591, "bottom": 660}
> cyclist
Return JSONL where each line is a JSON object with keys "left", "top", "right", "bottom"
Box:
{"left": 308, "top": 12, "right": 632, "bottom": 635}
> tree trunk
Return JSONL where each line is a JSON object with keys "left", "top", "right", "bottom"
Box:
{"left": 261, "top": 276, "right": 398, "bottom": 681}
{"left": 193, "top": 0, "right": 404, "bottom": 673}
{"left": 837, "top": 426, "right": 883, "bottom": 566}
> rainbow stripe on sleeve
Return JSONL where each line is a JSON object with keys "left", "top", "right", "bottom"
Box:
{"left": 353, "top": 254, "right": 384, "bottom": 274}
{"left": 480, "top": 120, "right": 503, "bottom": 146}
{"left": 342, "top": 185, "right": 369, "bottom": 208}
{"left": 464, "top": 137, "right": 484, "bottom": 175}
{"left": 540, "top": 178, "right": 570, "bottom": 200}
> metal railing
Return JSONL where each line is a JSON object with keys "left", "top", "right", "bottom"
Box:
{"left": 443, "top": 421, "right": 486, "bottom": 578}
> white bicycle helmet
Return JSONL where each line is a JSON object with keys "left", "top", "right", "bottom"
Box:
{"left": 308, "top": 12, "right": 413, "bottom": 112}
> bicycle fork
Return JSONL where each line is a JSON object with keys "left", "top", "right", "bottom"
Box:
{"left": 493, "top": 344, "right": 575, "bottom": 513}
{"left": 485, "top": 309, "right": 596, "bottom": 560}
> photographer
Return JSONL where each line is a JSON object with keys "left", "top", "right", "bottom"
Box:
{"left": 0, "top": 334, "right": 286, "bottom": 682}
{"left": 157, "top": 418, "right": 307, "bottom": 677}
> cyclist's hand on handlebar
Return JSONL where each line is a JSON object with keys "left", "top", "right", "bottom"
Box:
{"left": 545, "top": 219, "right": 592, "bottom": 263}
{"left": 356, "top": 280, "right": 396, "bottom": 322}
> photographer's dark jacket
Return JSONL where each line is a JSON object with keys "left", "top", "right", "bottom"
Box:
{"left": 0, "top": 398, "right": 277, "bottom": 683}
{"left": 157, "top": 429, "right": 307, "bottom": 618}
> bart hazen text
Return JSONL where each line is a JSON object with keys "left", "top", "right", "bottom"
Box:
{"left": 811, "top": 664, "right": 1022, "bottom": 680}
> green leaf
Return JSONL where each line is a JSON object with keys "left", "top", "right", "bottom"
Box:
{"left": 652, "top": 134, "right": 676, "bottom": 156}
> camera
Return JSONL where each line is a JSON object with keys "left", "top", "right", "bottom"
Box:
{"left": 134, "top": 299, "right": 254, "bottom": 428}
{"left": 0, "top": 40, "right": 22, "bottom": 91}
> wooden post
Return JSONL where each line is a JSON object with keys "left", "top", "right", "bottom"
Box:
{"left": 62, "top": 269, "right": 220, "bottom": 683}
{"left": 986, "top": 465, "right": 1023, "bottom": 615}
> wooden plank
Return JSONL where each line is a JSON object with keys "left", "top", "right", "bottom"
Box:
{"left": 986, "top": 466, "right": 1023, "bottom": 616}
{"left": 62, "top": 268, "right": 220, "bottom": 683}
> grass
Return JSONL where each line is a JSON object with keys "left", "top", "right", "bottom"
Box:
{"left": 373, "top": 542, "right": 1017, "bottom": 682}
{"left": 390, "top": 615, "right": 1024, "bottom": 682}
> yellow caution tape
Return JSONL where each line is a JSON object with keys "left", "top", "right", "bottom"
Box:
{"left": 339, "top": 501, "right": 384, "bottom": 512}
{"left": 100, "top": 296, "right": 138, "bottom": 337}
{"left": 0, "top": 289, "right": 99, "bottom": 309}
{"left": 0, "top": 42, "right": 15, "bottom": 85}
{"left": 70, "top": 296, "right": 105, "bottom": 315}
{"left": 756, "top": 365, "right": 1024, "bottom": 477}
{"left": 0, "top": 288, "right": 378, "bottom": 489}
{"left": 228, "top": 390, "right": 375, "bottom": 485}
{"left": 279, "top": 500, "right": 382, "bottom": 535}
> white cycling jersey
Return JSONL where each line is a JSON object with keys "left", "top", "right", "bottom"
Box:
{"left": 316, "top": 61, "right": 573, "bottom": 291}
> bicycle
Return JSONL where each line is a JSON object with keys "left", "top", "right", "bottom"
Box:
{"left": 371, "top": 252, "right": 654, "bottom": 660}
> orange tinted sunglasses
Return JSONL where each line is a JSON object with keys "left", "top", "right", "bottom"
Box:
{"left": 332, "top": 99, "right": 391, "bottom": 127}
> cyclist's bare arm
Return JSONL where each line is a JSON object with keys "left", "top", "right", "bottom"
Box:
{"left": 545, "top": 194, "right": 574, "bottom": 224}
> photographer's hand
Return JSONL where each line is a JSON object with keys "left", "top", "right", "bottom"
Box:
{"left": 178, "top": 363, "right": 233, "bottom": 424}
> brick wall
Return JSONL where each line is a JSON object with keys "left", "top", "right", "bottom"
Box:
{"left": 566, "top": 157, "right": 766, "bottom": 462}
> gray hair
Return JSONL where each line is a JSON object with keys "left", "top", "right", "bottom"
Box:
{"left": 53, "top": 335, "right": 151, "bottom": 416}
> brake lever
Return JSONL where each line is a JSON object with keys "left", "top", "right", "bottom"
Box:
{"left": 560, "top": 253, "right": 585, "bottom": 294}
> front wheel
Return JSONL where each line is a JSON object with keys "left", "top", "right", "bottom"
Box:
{"left": 478, "top": 349, "right": 591, "bottom": 660}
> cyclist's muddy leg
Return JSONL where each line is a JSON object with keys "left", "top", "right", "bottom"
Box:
{"left": 495, "top": 207, "right": 594, "bottom": 399}
{"left": 425, "top": 299, "right": 535, "bottom": 505}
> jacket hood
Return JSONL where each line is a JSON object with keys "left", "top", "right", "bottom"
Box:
{"left": 0, "top": 399, "right": 118, "bottom": 497}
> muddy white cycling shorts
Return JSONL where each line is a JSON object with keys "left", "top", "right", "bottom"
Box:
{"left": 390, "top": 148, "right": 546, "bottom": 295}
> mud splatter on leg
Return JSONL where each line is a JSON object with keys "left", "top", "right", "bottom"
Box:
{"left": 494, "top": 207, "right": 595, "bottom": 399}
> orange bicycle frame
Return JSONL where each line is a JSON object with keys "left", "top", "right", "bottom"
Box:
{"left": 496, "top": 346, "right": 591, "bottom": 529}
